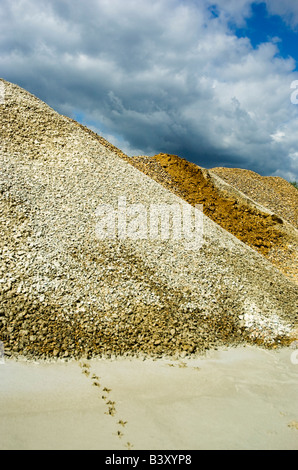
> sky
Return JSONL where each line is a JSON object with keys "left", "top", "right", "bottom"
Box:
{"left": 1, "top": 0, "right": 298, "bottom": 181}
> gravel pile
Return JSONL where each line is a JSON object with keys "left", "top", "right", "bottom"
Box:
{"left": 0, "top": 79, "right": 297, "bottom": 360}
{"left": 211, "top": 167, "right": 298, "bottom": 230}
{"left": 210, "top": 167, "right": 298, "bottom": 284}
{"left": 127, "top": 153, "right": 298, "bottom": 284}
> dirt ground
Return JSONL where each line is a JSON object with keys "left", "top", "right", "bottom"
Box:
{"left": 1, "top": 346, "right": 297, "bottom": 450}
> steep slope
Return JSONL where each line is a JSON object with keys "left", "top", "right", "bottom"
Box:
{"left": 0, "top": 79, "right": 297, "bottom": 360}
{"left": 128, "top": 154, "right": 298, "bottom": 284}
{"left": 211, "top": 167, "right": 298, "bottom": 230}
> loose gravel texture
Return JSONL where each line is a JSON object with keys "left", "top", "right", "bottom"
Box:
{"left": 128, "top": 154, "right": 298, "bottom": 284}
{"left": 211, "top": 167, "right": 298, "bottom": 230}
{"left": 0, "top": 79, "right": 297, "bottom": 360}
{"left": 211, "top": 167, "right": 298, "bottom": 282}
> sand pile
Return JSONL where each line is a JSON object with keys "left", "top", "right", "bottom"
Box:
{"left": 128, "top": 154, "right": 298, "bottom": 283}
{"left": 0, "top": 79, "right": 297, "bottom": 360}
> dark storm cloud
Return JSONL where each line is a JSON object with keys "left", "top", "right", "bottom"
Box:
{"left": 1, "top": 0, "right": 298, "bottom": 180}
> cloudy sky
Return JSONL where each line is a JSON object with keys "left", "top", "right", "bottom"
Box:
{"left": 1, "top": 0, "right": 298, "bottom": 180}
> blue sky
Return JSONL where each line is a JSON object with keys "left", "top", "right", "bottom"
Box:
{"left": 1, "top": 0, "right": 298, "bottom": 180}
{"left": 234, "top": 2, "right": 298, "bottom": 68}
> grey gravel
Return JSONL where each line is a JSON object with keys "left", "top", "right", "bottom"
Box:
{"left": 0, "top": 78, "right": 297, "bottom": 360}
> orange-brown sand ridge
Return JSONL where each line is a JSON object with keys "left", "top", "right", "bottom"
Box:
{"left": 127, "top": 153, "right": 298, "bottom": 284}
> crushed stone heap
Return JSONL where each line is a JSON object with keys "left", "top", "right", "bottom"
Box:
{"left": 211, "top": 167, "right": 298, "bottom": 230}
{"left": 0, "top": 79, "right": 297, "bottom": 360}
{"left": 128, "top": 154, "right": 298, "bottom": 284}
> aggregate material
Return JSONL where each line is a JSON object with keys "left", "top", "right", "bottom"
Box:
{"left": 128, "top": 154, "right": 298, "bottom": 284}
{"left": 0, "top": 79, "right": 297, "bottom": 360}
{"left": 211, "top": 167, "right": 298, "bottom": 230}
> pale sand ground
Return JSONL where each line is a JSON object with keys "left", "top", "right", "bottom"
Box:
{"left": 0, "top": 346, "right": 297, "bottom": 450}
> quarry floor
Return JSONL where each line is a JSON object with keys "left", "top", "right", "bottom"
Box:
{"left": 0, "top": 345, "right": 297, "bottom": 450}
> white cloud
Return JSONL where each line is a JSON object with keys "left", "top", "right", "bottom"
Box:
{"left": 264, "top": 0, "right": 298, "bottom": 29}
{"left": 1, "top": 0, "right": 298, "bottom": 180}
{"left": 205, "top": 0, "right": 255, "bottom": 25}
{"left": 271, "top": 131, "right": 285, "bottom": 143}
{"left": 208, "top": 0, "right": 298, "bottom": 29}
